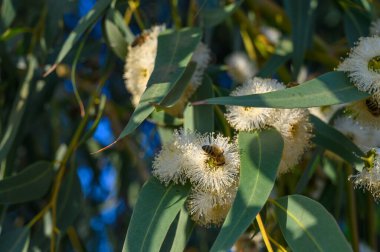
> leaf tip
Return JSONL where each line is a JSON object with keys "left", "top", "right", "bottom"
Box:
{"left": 43, "top": 64, "right": 58, "bottom": 78}
{"left": 91, "top": 140, "right": 119, "bottom": 154}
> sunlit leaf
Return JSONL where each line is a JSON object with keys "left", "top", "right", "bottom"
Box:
{"left": 196, "top": 72, "right": 369, "bottom": 108}
{"left": 273, "top": 195, "right": 352, "bottom": 252}
{"left": 117, "top": 28, "right": 201, "bottom": 141}
{"left": 211, "top": 129, "right": 283, "bottom": 251}
{"left": 104, "top": 8, "right": 129, "bottom": 59}
{"left": 123, "top": 177, "right": 190, "bottom": 252}
{"left": 0, "top": 161, "right": 54, "bottom": 204}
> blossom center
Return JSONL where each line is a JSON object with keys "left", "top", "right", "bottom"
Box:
{"left": 368, "top": 56, "right": 380, "bottom": 73}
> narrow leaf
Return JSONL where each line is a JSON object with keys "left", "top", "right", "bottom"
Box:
{"left": 284, "top": 0, "right": 317, "bottom": 77}
{"left": 1, "top": 0, "right": 16, "bottom": 29}
{"left": 273, "top": 195, "right": 352, "bottom": 252}
{"left": 0, "top": 227, "right": 30, "bottom": 252}
{"left": 211, "top": 129, "right": 283, "bottom": 251}
{"left": 199, "top": 0, "right": 243, "bottom": 27}
{"left": 53, "top": 0, "right": 111, "bottom": 65}
{"left": 342, "top": 6, "right": 370, "bottom": 46}
{"left": 117, "top": 28, "right": 201, "bottom": 140}
{"left": 123, "top": 177, "right": 190, "bottom": 252}
{"left": 56, "top": 168, "right": 83, "bottom": 232}
{"left": 104, "top": 8, "right": 129, "bottom": 60}
{"left": 0, "top": 161, "right": 54, "bottom": 204}
{"left": 197, "top": 71, "right": 369, "bottom": 108}
{"left": 184, "top": 75, "right": 214, "bottom": 133}
{"left": 310, "top": 115, "right": 364, "bottom": 168}
{"left": 170, "top": 207, "right": 195, "bottom": 252}
{"left": 0, "top": 55, "right": 36, "bottom": 163}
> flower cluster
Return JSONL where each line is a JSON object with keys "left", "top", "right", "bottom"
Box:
{"left": 153, "top": 129, "right": 240, "bottom": 226}
{"left": 349, "top": 148, "right": 380, "bottom": 201}
{"left": 124, "top": 26, "right": 210, "bottom": 117}
{"left": 224, "top": 77, "right": 313, "bottom": 174}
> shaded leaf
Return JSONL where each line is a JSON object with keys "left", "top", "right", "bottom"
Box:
{"left": 310, "top": 115, "right": 364, "bottom": 169}
{"left": 0, "top": 227, "right": 30, "bottom": 252}
{"left": 0, "top": 27, "right": 31, "bottom": 41}
{"left": 342, "top": 5, "right": 370, "bottom": 46}
{"left": 123, "top": 177, "right": 190, "bottom": 252}
{"left": 1, "top": 0, "right": 16, "bottom": 29}
{"left": 184, "top": 75, "right": 214, "bottom": 133}
{"left": 284, "top": 0, "right": 317, "bottom": 77}
{"left": 0, "top": 161, "right": 54, "bottom": 204}
{"left": 0, "top": 55, "right": 36, "bottom": 163}
{"left": 211, "top": 129, "right": 283, "bottom": 251}
{"left": 117, "top": 28, "right": 201, "bottom": 140}
{"left": 53, "top": 0, "right": 111, "bottom": 65}
{"left": 149, "top": 111, "right": 184, "bottom": 127}
{"left": 56, "top": 168, "right": 83, "bottom": 232}
{"left": 199, "top": 0, "right": 243, "bottom": 27}
{"left": 197, "top": 71, "right": 369, "bottom": 108}
{"left": 273, "top": 195, "right": 352, "bottom": 252}
{"left": 257, "top": 39, "right": 292, "bottom": 78}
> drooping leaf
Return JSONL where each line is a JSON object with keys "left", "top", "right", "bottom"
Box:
{"left": 56, "top": 168, "right": 83, "bottom": 232}
{"left": 123, "top": 177, "right": 190, "bottom": 252}
{"left": 1, "top": 0, "right": 16, "bottom": 29}
{"left": 196, "top": 71, "right": 369, "bottom": 108}
{"left": 310, "top": 115, "right": 364, "bottom": 169}
{"left": 170, "top": 207, "right": 195, "bottom": 252}
{"left": 342, "top": 4, "right": 370, "bottom": 46}
{"left": 52, "top": 0, "right": 111, "bottom": 66}
{"left": 284, "top": 0, "right": 317, "bottom": 77}
{"left": 117, "top": 28, "right": 201, "bottom": 141}
{"left": 0, "top": 227, "right": 30, "bottom": 252}
{"left": 257, "top": 39, "right": 292, "bottom": 78}
{"left": 210, "top": 129, "right": 283, "bottom": 251}
{"left": 273, "top": 195, "right": 352, "bottom": 252}
{"left": 103, "top": 8, "right": 130, "bottom": 60}
{"left": 199, "top": 0, "right": 243, "bottom": 28}
{"left": 0, "top": 161, "right": 54, "bottom": 204}
{"left": 0, "top": 55, "right": 36, "bottom": 163}
{"left": 184, "top": 75, "right": 214, "bottom": 133}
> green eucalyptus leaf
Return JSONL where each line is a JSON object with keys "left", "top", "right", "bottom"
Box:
{"left": 210, "top": 129, "right": 283, "bottom": 252}
{"left": 53, "top": 0, "right": 111, "bottom": 65}
{"left": 273, "top": 195, "right": 352, "bottom": 252}
{"left": 104, "top": 8, "right": 129, "bottom": 60}
{"left": 117, "top": 28, "right": 201, "bottom": 141}
{"left": 184, "top": 75, "right": 214, "bottom": 133}
{"left": 199, "top": 0, "right": 243, "bottom": 28}
{"left": 257, "top": 39, "right": 292, "bottom": 78}
{"left": 0, "top": 161, "right": 54, "bottom": 204}
{"left": 342, "top": 5, "right": 370, "bottom": 46}
{"left": 0, "top": 55, "right": 36, "bottom": 163}
{"left": 149, "top": 111, "right": 184, "bottom": 127}
{"left": 0, "top": 227, "right": 30, "bottom": 252}
{"left": 1, "top": 0, "right": 16, "bottom": 29}
{"left": 310, "top": 115, "right": 364, "bottom": 168}
{"left": 284, "top": 0, "right": 317, "bottom": 77}
{"left": 56, "top": 168, "right": 83, "bottom": 232}
{"left": 197, "top": 71, "right": 369, "bottom": 108}
{"left": 123, "top": 177, "right": 190, "bottom": 252}
{"left": 170, "top": 207, "right": 195, "bottom": 252}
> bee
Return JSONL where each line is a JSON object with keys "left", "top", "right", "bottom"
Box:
{"left": 365, "top": 97, "right": 380, "bottom": 117}
{"left": 202, "top": 144, "right": 225, "bottom": 166}
{"left": 131, "top": 33, "right": 149, "bottom": 47}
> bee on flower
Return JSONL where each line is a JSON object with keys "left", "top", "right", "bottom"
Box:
{"left": 345, "top": 94, "right": 380, "bottom": 129}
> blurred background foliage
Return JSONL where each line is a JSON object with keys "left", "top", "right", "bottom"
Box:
{"left": 1, "top": 0, "right": 380, "bottom": 251}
